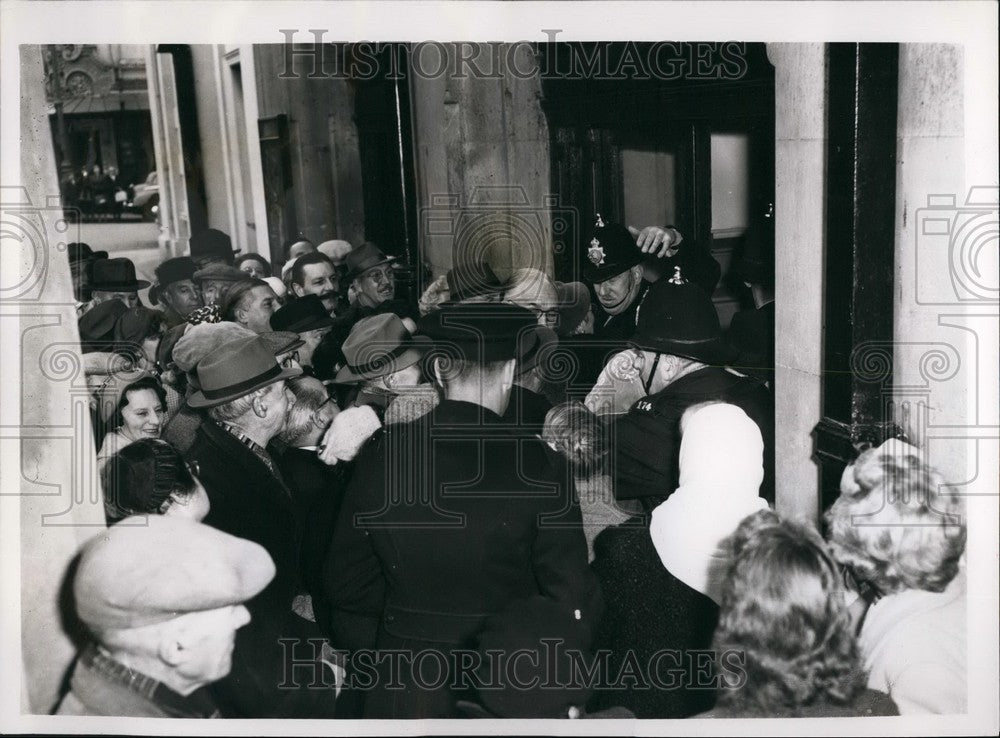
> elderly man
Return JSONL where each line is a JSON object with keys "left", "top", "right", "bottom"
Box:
{"left": 184, "top": 335, "right": 338, "bottom": 717}
{"left": 276, "top": 376, "right": 344, "bottom": 605}
{"left": 289, "top": 251, "right": 340, "bottom": 315}
{"left": 269, "top": 293, "right": 336, "bottom": 372}
{"left": 150, "top": 256, "right": 202, "bottom": 327}
{"left": 221, "top": 278, "right": 280, "bottom": 334}
{"left": 57, "top": 515, "right": 274, "bottom": 717}
{"left": 325, "top": 302, "right": 601, "bottom": 719}
{"left": 89, "top": 258, "right": 149, "bottom": 310}
{"left": 584, "top": 216, "right": 719, "bottom": 342}
{"left": 193, "top": 263, "right": 248, "bottom": 307}
{"left": 67, "top": 242, "right": 108, "bottom": 312}
{"left": 603, "top": 271, "right": 774, "bottom": 510}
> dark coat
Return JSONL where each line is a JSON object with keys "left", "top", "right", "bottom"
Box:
{"left": 500, "top": 384, "right": 553, "bottom": 430}
{"left": 186, "top": 421, "right": 338, "bottom": 718}
{"left": 727, "top": 300, "right": 775, "bottom": 385}
{"left": 589, "top": 521, "right": 720, "bottom": 718}
{"left": 610, "top": 366, "right": 774, "bottom": 506}
{"left": 276, "top": 446, "right": 349, "bottom": 607}
{"left": 324, "top": 399, "right": 603, "bottom": 719}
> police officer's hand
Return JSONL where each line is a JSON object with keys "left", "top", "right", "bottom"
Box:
{"left": 627, "top": 225, "right": 683, "bottom": 258}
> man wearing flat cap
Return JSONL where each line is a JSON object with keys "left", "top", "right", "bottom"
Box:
{"left": 193, "top": 263, "right": 249, "bottom": 307}
{"left": 151, "top": 256, "right": 203, "bottom": 328}
{"left": 606, "top": 270, "right": 774, "bottom": 509}
{"left": 325, "top": 302, "right": 601, "bottom": 719}
{"left": 184, "top": 336, "right": 339, "bottom": 717}
{"left": 584, "top": 215, "right": 720, "bottom": 342}
{"left": 56, "top": 515, "right": 274, "bottom": 717}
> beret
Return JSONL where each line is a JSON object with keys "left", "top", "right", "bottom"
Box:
{"left": 74, "top": 515, "right": 275, "bottom": 631}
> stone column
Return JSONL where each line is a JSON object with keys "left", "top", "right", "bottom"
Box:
{"left": 766, "top": 43, "right": 827, "bottom": 523}
{"left": 2, "top": 46, "right": 106, "bottom": 716}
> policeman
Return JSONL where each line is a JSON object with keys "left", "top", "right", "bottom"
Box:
{"left": 608, "top": 269, "right": 774, "bottom": 509}
{"left": 583, "top": 215, "right": 721, "bottom": 342}
{"left": 324, "top": 302, "right": 601, "bottom": 719}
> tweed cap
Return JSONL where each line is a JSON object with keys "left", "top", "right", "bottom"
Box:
{"left": 74, "top": 515, "right": 275, "bottom": 631}
{"left": 192, "top": 263, "right": 248, "bottom": 285}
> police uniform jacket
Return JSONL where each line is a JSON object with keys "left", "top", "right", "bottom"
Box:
{"left": 610, "top": 366, "right": 774, "bottom": 506}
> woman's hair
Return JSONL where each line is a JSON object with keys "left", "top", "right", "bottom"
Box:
{"left": 111, "top": 375, "right": 167, "bottom": 430}
{"left": 101, "top": 438, "right": 198, "bottom": 523}
{"left": 825, "top": 444, "right": 966, "bottom": 595}
{"left": 542, "top": 401, "right": 607, "bottom": 475}
{"left": 712, "top": 509, "right": 864, "bottom": 715}
{"left": 235, "top": 252, "right": 272, "bottom": 277}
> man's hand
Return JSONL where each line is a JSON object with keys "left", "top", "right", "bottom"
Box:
{"left": 627, "top": 225, "right": 683, "bottom": 258}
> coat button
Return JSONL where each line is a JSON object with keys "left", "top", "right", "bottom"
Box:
{"left": 385, "top": 614, "right": 395, "bottom": 623}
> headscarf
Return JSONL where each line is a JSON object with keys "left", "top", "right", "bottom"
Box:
{"left": 649, "top": 402, "right": 768, "bottom": 604}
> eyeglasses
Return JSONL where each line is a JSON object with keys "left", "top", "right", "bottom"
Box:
{"left": 281, "top": 351, "right": 300, "bottom": 368}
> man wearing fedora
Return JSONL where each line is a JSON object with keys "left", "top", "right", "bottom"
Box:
{"left": 270, "top": 293, "right": 337, "bottom": 372}
{"left": 67, "top": 242, "right": 108, "bottom": 312}
{"left": 584, "top": 216, "right": 720, "bottom": 342}
{"left": 89, "top": 257, "right": 149, "bottom": 311}
{"left": 150, "top": 256, "right": 203, "bottom": 328}
{"left": 333, "top": 312, "right": 429, "bottom": 415}
{"left": 57, "top": 515, "right": 275, "bottom": 717}
{"left": 325, "top": 302, "right": 600, "bottom": 719}
{"left": 345, "top": 241, "right": 397, "bottom": 310}
{"left": 184, "top": 336, "right": 338, "bottom": 717}
{"left": 608, "top": 270, "right": 774, "bottom": 509}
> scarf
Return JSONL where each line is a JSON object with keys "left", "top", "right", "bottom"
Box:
{"left": 649, "top": 402, "right": 768, "bottom": 604}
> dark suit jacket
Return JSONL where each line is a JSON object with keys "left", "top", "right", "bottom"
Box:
{"left": 611, "top": 366, "right": 774, "bottom": 506}
{"left": 277, "top": 446, "right": 348, "bottom": 614}
{"left": 727, "top": 300, "right": 775, "bottom": 384}
{"left": 186, "top": 421, "right": 337, "bottom": 718}
{"left": 324, "top": 399, "right": 602, "bottom": 717}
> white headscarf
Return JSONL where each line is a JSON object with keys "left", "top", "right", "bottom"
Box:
{"left": 649, "top": 402, "right": 769, "bottom": 604}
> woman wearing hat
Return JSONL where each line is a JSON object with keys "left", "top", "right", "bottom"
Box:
{"left": 96, "top": 374, "right": 168, "bottom": 471}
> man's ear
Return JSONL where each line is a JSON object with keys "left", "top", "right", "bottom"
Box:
{"left": 631, "top": 264, "right": 644, "bottom": 282}
{"left": 158, "top": 625, "right": 189, "bottom": 667}
{"left": 291, "top": 282, "right": 305, "bottom": 298}
{"left": 251, "top": 388, "right": 268, "bottom": 418}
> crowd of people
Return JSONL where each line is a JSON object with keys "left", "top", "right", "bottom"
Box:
{"left": 57, "top": 218, "right": 967, "bottom": 719}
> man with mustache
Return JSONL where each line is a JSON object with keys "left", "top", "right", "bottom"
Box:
{"left": 289, "top": 251, "right": 340, "bottom": 316}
